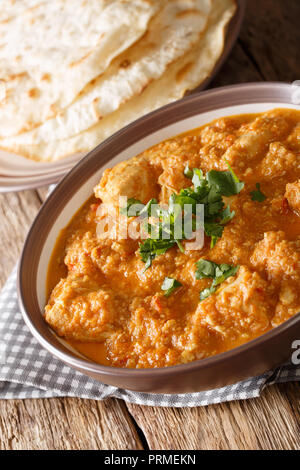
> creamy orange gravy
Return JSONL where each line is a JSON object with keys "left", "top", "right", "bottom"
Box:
{"left": 46, "top": 109, "right": 300, "bottom": 368}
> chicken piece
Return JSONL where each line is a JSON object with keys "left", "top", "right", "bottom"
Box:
{"left": 286, "top": 123, "right": 300, "bottom": 152}
{"left": 251, "top": 231, "right": 300, "bottom": 282}
{"left": 179, "top": 322, "right": 221, "bottom": 363}
{"left": 251, "top": 232, "right": 300, "bottom": 327}
{"left": 272, "top": 281, "right": 300, "bottom": 327}
{"left": 153, "top": 124, "right": 238, "bottom": 197}
{"left": 65, "top": 230, "right": 100, "bottom": 275}
{"left": 143, "top": 134, "right": 206, "bottom": 200}
{"left": 223, "top": 111, "right": 293, "bottom": 169}
{"left": 94, "top": 157, "right": 159, "bottom": 207}
{"left": 158, "top": 153, "right": 190, "bottom": 194}
{"left": 285, "top": 179, "right": 300, "bottom": 215}
{"left": 200, "top": 117, "right": 240, "bottom": 146}
{"left": 190, "top": 266, "right": 274, "bottom": 343}
{"left": 135, "top": 248, "right": 180, "bottom": 291}
{"left": 45, "top": 274, "right": 121, "bottom": 342}
{"left": 260, "top": 142, "right": 298, "bottom": 178}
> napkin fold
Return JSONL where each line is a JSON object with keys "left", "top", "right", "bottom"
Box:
{"left": 0, "top": 266, "right": 299, "bottom": 407}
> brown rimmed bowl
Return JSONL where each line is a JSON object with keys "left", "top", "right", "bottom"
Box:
{"left": 18, "top": 82, "right": 300, "bottom": 394}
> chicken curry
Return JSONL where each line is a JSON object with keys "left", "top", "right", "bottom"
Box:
{"left": 45, "top": 109, "right": 300, "bottom": 368}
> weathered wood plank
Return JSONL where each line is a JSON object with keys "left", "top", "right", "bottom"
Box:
{"left": 126, "top": 383, "right": 300, "bottom": 450}
{"left": 239, "top": 0, "right": 300, "bottom": 81}
{"left": 0, "top": 190, "right": 41, "bottom": 288}
{"left": 209, "top": 41, "right": 263, "bottom": 89}
{"left": 36, "top": 186, "right": 51, "bottom": 204}
{"left": 0, "top": 398, "right": 143, "bottom": 450}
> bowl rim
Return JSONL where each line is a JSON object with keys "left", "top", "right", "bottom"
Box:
{"left": 18, "top": 81, "right": 300, "bottom": 379}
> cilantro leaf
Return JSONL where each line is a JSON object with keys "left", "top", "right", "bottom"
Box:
{"left": 225, "top": 160, "right": 242, "bottom": 183}
{"left": 208, "top": 200, "right": 224, "bottom": 216}
{"left": 161, "top": 277, "right": 182, "bottom": 297}
{"left": 204, "top": 222, "right": 224, "bottom": 248}
{"left": 250, "top": 183, "right": 267, "bottom": 202}
{"left": 195, "top": 259, "right": 218, "bottom": 279}
{"left": 196, "top": 260, "right": 239, "bottom": 301}
{"left": 212, "top": 265, "right": 239, "bottom": 287}
{"left": 220, "top": 205, "right": 235, "bottom": 225}
{"left": 181, "top": 181, "right": 209, "bottom": 201}
{"left": 200, "top": 286, "right": 217, "bottom": 301}
{"left": 176, "top": 240, "right": 185, "bottom": 253}
{"left": 120, "top": 198, "right": 144, "bottom": 217}
{"left": 207, "top": 185, "right": 222, "bottom": 204}
{"left": 139, "top": 198, "right": 159, "bottom": 217}
{"left": 139, "top": 239, "right": 176, "bottom": 270}
{"left": 192, "top": 168, "right": 205, "bottom": 189}
{"left": 184, "top": 163, "right": 193, "bottom": 179}
{"left": 206, "top": 169, "right": 244, "bottom": 196}
{"left": 169, "top": 193, "right": 197, "bottom": 213}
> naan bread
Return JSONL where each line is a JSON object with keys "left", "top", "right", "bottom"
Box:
{"left": 0, "top": 0, "right": 158, "bottom": 137}
{"left": 0, "top": 0, "right": 235, "bottom": 161}
{"left": 0, "top": 1, "right": 48, "bottom": 23}
{"left": 3, "top": 0, "right": 212, "bottom": 144}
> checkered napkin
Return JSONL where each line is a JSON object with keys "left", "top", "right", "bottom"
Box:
{"left": 0, "top": 266, "right": 299, "bottom": 407}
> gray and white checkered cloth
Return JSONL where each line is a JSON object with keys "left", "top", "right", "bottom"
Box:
{"left": 0, "top": 266, "right": 299, "bottom": 407}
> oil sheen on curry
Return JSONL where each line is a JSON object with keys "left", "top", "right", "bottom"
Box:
{"left": 45, "top": 109, "right": 300, "bottom": 369}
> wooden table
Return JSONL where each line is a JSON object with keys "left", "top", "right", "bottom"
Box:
{"left": 0, "top": 0, "right": 299, "bottom": 450}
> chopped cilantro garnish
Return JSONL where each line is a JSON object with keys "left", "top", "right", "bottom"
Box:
{"left": 122, "top": 165, "right": 244, "bottom": 268}
{"left": 196, "top": 260, "right": 239, "bottom": 301}
{"left": 161, "top": 277, "right": 182, "bottom": 297}
{"left": 250, "top": 183, "right": 266, "bottom": 202}
{"left": 120, "top": 198, "right": 144, "bottom": 217}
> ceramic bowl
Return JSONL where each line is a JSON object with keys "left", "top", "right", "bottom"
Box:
{"left": 18, "top": 82, "right": 300, "bottom": 393}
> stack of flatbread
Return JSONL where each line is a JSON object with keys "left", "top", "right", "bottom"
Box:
{"left": 0, "top": 0, "right": 236, "bottom": 162}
